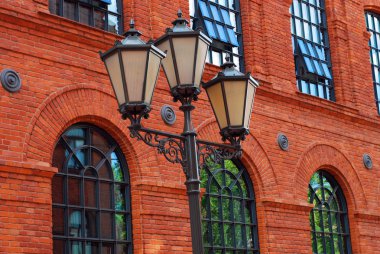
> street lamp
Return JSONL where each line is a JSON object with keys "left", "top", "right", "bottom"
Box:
{"left": 100, "top": 11, "right": 259, "bottom": 254}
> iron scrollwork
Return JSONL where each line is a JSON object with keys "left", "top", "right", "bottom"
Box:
{"left": 129, "top": 127, "right": 186, "bottom": 166}
{"left": 197, "top": 140, "right": 242, "bottom": 169}
{"left": 128, "top": 126, "right": 242, "bottom": 172}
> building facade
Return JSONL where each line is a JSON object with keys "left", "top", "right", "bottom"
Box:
{"left": 0, "top": 0, "right": 380, "bottom": 253}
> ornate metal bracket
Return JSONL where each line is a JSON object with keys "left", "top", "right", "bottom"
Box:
{"left": 197, "top": 140, "right": 242, "bottom": 169}
{"left": 128, "top": 126, "right": 242, "bottom": 177}
{"left": 129, "top": 126, "right": 186, "bottom": 166}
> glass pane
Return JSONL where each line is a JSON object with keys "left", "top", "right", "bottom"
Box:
{"left": 111, "top": 153, "right": 124, "bottom": 181}
{"left": 116, "top": 213, "right": 127, "bottom": 240}
{"left": 321, "top": 63, "right": 332, "bottom": 79}
{"left": 68, "top": 177, "right": 81, "bottom": 205}
{"left": 114, "top": 184, "right": 126, "bottom": 210}
{"left": 85, "top": 210, "right": 98, "bottom": 238}
{"left": 63, "top": 0, "right": 75, "bottom": 20}
{"left": 70, "top": 241, "right": 82, "bottom": 254}
{"left": 92, "top": 129, "right": 110, "bottom": 153}
{"left": 210, "top": 4, "right": 221, "bottom": 22}
{"left": 85, "top": 242, "right": 98, "bottom": 254}
{"left": 116, "top": 244, "right": 128, "bottom": 254}
{"left": 69, "top": 210, "right": 82, "bottom": 237}
{"left": 222, "top": 197, "right": 231, "bottom": 221}
{"left": 101, "top": 243, "right": 113, "bottom": 254}
{"left": 108, "top": 14, "right": 119, "bottom": 34}
{"left": 205, "top": 20, "right": 217, "bottom": 39}
{"left": 52, "top": 175, "right": 64, "bottom": 204}
{"left": 100, "top": 182, "right": 112, "bottom": 209}
{"left": 99, "top": 162, "right": 113, "bottom": 179}
{"left": 199, "top": 0, "right": 211, "bottom": 18}
{"left": 304, "top": 57, "right": 314, "bottom": 72}
{"left": 221, "top": 9, "right": 231, "bottom": 25}
{"left": 79, "top": 5, "right": 91, "bottom": 25}
{"left": 53, "top": 207, "right": 65, "bottom": 235}
{"left": 210, "top": 197, "right": 219, "bottom": 220}
{"left": 227, "top": 28, "right": 239, "bottom": 46}
{"left": 94, "top": 9, "right": 106, "bottom": 30}
{"left": 298, "top": 39, "right": 308, "bottom": 55}
{"left": 100, "top": 212, "right": 113, "bottom": 239}
{"left": 216, "top": 24, "right": 228, "bottom": 42}
{"left": 212, "top": 223, "right": 222, "bottom": 246}
{"left": 235, "top": 224, "right": 244, "bottom": 248}
{"left": 224, "top": 224, "right": 233, "bottom": 247}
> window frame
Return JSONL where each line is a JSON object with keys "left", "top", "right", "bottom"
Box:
{"left": 49, "top": 0, "right": 124, "bottom": 34}
{"left": 190, "top": 0, "right": 245, "bottom": 71}
{"left": 290, "top": 0, "right": 335, "bottom": 100}
{"left": 308, "top": 170, "right": 352, "bottom": 254}
{"left": 201, "top": 159, "right": 260, "bottom": 253}
{"left": 52, "top": 123, "right": 133, "bottom": 254}
{"left": 365, "top": 11, "right": 380, "bottom": 114}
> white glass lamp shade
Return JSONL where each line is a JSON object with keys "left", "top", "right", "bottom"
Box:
{"left": 154, "top": 11, "right": 211, "bottom": 95}
{"left": 203, "top": 63, "right": 259, "bottom": 139}
{"left": 100, "top": 36, "right": 165, "bottom": 114}
{"left": 156, "top": 35, "right": 210, "bottom": 90}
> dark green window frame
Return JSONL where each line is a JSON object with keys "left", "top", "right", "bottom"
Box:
{"left": 49, "top": 0, "right": 123, "bottom": 34}
{"left": 52, "top": 124, "right": 132, "bottom": 254}
{"left": 308, "top": 171, "right": 352, "bottom": 254}
{"left": 201, "top": 159, "right": 259, "bottom": 253}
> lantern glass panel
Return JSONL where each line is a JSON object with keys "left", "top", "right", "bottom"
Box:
{"left": 244, "top": 81, "right": 256, "bottom": 128}
{"left": 172, "top": 36, "right": 197, "bottom": 85}
{"left": 144, "top": 50, "right": 162, "bottom": 104}
{"left": 224, "top": 80, "right": 246, "bottom": 126}
{"left": 206, "top": 82, "right": 227, "bottom": 129}
{"left": 104, "top": 51, "right": 125, "bottom": 106}
{"left": 157, "top": 40, "right": 177, "bottom": 89}
{"left": 193, "top": 37, "right": 209, "bottom": 87}
{"left": 121, "top": 50, "right": 148, "bottom": 102}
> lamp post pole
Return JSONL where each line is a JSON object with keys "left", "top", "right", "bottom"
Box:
{"left": 100, "top": 11, "right": 259, "bottom": 254}
{"left": 181, "top": 100, "right": 203, "bottom": 253}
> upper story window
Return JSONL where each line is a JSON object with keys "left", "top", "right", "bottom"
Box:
{"left": 52, "top": 124, "right": 132, "bottom": 254}
{"left": 201, "top": 159, "right": 260, "bottom": 253}
{"left": 290, "top": 0, "right": 334, "bottom": 100}
{"left": 190, "top": 0, "right": 244, "bottom": 70}
{"left": 49, "top": 0, "right": 123, "bottom": 34}
{"left": 365, "top": 12, "right": 380, "bottom": 114}
{"left": 308, "top": 171, "right": 352, "bottom": 254}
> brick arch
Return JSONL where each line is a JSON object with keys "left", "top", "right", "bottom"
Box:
{"left": 364, "top": 2, "right": 380, "bottom": 14}
{"left": 293, "top": 143, "right": 367, "bottom": 210}
{"left": 23, "top": 84, "right": 147, "bottom": 181}
{"left": 196, "top": 119, "right": 278, "bottom": 199}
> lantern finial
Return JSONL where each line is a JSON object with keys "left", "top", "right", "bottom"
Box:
{"left": 177, "top": 9, "right": 183, "bottom": 18}
{"left": 123, "top": 19, "right": 142, "bottom": 38}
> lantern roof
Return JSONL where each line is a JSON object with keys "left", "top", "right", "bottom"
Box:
{"left": 100, "top": 20, "right": 166, "bottom": 61}
{"left": 155, "top": 10, "right": 212, "bottom": 45}
{"left": 203, "top": 55, "right": 259, "bottom": 88}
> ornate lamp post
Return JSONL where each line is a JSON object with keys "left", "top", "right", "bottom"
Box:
{"left": 100, "top": 11, "right": 259, "bottom": 254}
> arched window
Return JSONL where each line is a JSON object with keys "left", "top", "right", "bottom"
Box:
{"left": 190, "top": 0, "right": 244, "bottom": 70}
{"left": 308, "top": 171, "right": 352, "bottom": 254}
{"left": 201, "top": 159, "right": 259, "bottom": 253}
{"left": 290, "top": 0, "right": 334, "bottom": 100}
{"left": 365, "top": 12, "right": 380, "bottom": 114}
{"left": 52, "top": 124, "right": 132, "bottom": 254}
{"left": 48, "top": 0, "right": 123, "bottom": 34}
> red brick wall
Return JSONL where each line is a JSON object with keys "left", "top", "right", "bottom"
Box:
{"left": 0, "top": 0, "right": 380, "bottom": 253}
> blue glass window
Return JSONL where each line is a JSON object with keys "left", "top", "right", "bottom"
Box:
{"left": 190, "top": 0, "right": 243, "bottom": 70}
{"left": 290, "top": 0, "right": 334, "bottom": 100}
{"left": 366, "top": 12, "right": 380, "bottom": 114}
